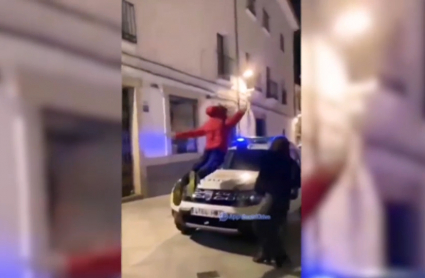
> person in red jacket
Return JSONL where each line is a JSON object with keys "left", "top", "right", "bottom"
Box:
{"left": 173, "top": 104, "right": 247, "bottom": 190}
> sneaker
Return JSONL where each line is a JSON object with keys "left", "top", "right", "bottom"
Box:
{"left": 187, "top": 171, "right": 197, "bottom": 196}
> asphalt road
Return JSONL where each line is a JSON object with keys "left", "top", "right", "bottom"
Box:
{"left": 122, "top": 196, "right": 301, "bottom": 278}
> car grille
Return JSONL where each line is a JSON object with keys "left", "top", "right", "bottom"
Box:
{"left": 187, "top": 189, "right": 239, "bottom": 206}
{"left": 182, "top": 215, "right": 240, "bottom": 229}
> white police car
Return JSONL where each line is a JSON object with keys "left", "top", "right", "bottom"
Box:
{"left": 170, "top": 136, "right": 301, "bottom": 236}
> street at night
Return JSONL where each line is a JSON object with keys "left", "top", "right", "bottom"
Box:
{"left": 122, "top": 196, "right": 301, "bottom": 278}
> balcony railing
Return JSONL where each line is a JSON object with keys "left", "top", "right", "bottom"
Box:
{"left": 266, "top": 80, "right": 278, "bottom": 99}
{"left": 217, "top": 52, "right": 234, "bottom": 81}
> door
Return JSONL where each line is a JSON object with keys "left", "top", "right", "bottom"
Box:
{"left": 122, "top": 87, "right": 134, "bottom": 197}
{"left": 255, "top": 118, "right": 266, "bottom": 136}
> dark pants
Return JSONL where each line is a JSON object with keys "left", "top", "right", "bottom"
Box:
{"left": 253, "top": 194, "right": 289, "bottom": 259}
{"left": 181, "top": 149, "right": 226, "bottom": 184}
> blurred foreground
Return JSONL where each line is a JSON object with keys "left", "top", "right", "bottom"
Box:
{"left": 302, "top": 0, "right": 425, "bottom": 276}
{"left": 0, "top": 1, "right": 121, "bottom": 277}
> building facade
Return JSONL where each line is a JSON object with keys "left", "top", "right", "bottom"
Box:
{"left": 122, "top": 0, "right": 299, "bottom": 197}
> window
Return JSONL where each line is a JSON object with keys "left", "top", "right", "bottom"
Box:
{"left": 245, "top": 52, "right": 250, "bottom": 64}
{"left": 255, "top": 73, "right": 263, "bottom": 92}
{"left": 217, "top": 34, "right": 233, "bottom": 80}
{"left": 281, "top": 81, "right": 287, "bottom": 104}
{"left": 247, "top": 0, "right": 256, "bottom": 16}
{"left": 267, "top": 80, "right": 278, "bottom": 100}
{"left": 262, "top": 9, "right": 270, "bottom": 32}
{"left": 122, "top": 0, "right": 137, "bottom": 43}
{"left": 266, "top": 67, "right": 271, "bottom": 87}
{"left": 280, "top": 34, "right": 285, "bottom": 52}
{"left": 266, "top": 67, "right": 278, "bottom": 99}
{"left": 222, "top": 149, "right": 267, "bottom": 171}
{"left": 169, "top": 96, "right": 198, "bottom": 154}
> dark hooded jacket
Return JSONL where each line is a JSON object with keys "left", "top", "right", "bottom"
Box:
{"left": 174, "top": 106, "right": 245, "bottom": 152}
{"left": 254, "top": 152, "right": 301, "bottom": 211}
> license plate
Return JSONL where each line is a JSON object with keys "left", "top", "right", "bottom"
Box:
{"left": 191, "top": 207, "right": 222, "bottom": 218}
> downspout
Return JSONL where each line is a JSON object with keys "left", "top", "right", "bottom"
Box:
{"left": 233, "top": 0, "right": 241, "bottom": 134}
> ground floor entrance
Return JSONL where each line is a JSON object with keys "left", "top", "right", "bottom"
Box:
{"left": 123, "top": 87, "right": 135, "bottom": 197}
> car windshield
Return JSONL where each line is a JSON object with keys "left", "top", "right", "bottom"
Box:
{"left": 221, "top": 149, "right": 267, "bottom": 171}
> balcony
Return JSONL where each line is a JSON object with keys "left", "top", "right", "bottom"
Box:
{"left": 266, "top": 80, "right": 278, "bottom": 100}
{"left": 217, "top": 52, "right": 234, "bottom": 81}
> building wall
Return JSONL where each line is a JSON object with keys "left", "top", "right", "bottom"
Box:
{"left": 236, "top": 0, "right": 295, "bottom": 116}
{"left": 122, "top": 0, "right": 298, "bottom": 196}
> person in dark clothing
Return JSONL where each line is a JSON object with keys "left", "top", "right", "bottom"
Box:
{"left": 172, "top": 104, "right": 246, "bottom": 194}
{"left": 252, "top": 136, "right": 301, "bottom": 267}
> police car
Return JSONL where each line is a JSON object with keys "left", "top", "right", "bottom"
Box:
{"left": 170, "top": 136, "right": 301, "bottom": 236}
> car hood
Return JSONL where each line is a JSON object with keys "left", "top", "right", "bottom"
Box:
{"left": 198, "top": 169, "right": 259, "bottom": 191}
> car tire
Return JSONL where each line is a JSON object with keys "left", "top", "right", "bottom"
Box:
{"left": 175, "top": 221, "right": 196, "bottom": 235}
{"left": 173, "top": 212, "right": 196, "bottom": 235}
{"left": 240, "top": 230, "right": 257, "bottom": 241}
{"left": 238, "top": 223, "right": 257, "bottom": 240}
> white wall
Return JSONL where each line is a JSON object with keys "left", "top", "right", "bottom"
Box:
{"left": 127, "top": 0, "right": 295, "bottom": 89}
{"left": 124, "top": 0, "right": 298, "bottom": 161}
{"left": 138, "top": 83, "right": 168, "bottom": 158}
{"left": 236, "top": 0, "right": 295, "bottom": 116}
{"left": 125, "top": 0, "right": 234, "bottom": 81}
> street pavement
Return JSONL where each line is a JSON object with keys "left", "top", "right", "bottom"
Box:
{"left": 122, "top": 196, "right": 301, "bottom": 278}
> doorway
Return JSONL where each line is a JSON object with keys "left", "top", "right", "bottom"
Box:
{"left": 122, "top": 87, "right": 135, "bottom": 197}
{"left": 255, "top": 118, "right": 266, "bottom": 136}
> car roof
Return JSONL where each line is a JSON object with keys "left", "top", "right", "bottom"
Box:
{"left": 229, "top": 136, "right": 298, "bottom": 150}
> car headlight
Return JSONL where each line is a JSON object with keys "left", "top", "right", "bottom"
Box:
{"left": 171, "top": 180, "right": 185, "bottom": 206}
{"left": 237, "top": 191, "right": 263, "bottom": 206}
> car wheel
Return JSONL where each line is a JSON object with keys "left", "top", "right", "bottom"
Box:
{"left": 175, "top": 221, "right": 196, "bottom": 235}
{"left": 238, "top": 223, "right": 257, "bottom": 240}
{"left": 240, "top": 230, "right": 257, "bottom": 241}
{"left": 173, "top": 212, "right": 195, "bottom": 235}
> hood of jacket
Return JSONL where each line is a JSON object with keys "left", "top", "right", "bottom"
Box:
{"left": 206, "top": 105, "right": 227, "bottom": 119}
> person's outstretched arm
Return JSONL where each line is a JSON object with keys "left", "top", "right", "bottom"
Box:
{"left": 173, "top": 125, "right": 207, "bottom": 140}
{"left": 225, "top": 107, "right": 247, "bottom": 127}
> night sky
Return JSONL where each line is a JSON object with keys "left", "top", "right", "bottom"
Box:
{"left": 291, "top": 0, "right": 301, "bottom": 85}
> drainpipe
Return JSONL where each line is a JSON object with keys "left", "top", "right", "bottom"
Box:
{"left": 233, "top": 0, "right": 241, "bottom": 134}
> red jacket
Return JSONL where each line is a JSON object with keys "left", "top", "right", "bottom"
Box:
{"left": 66, "top": 247, "right": 121, "bottom": 277}
{"left": 174, "top": 106, "right": 246, "bottom": 152}
{"left": 301, "top": 168, "right": 340, "bottom": 223}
